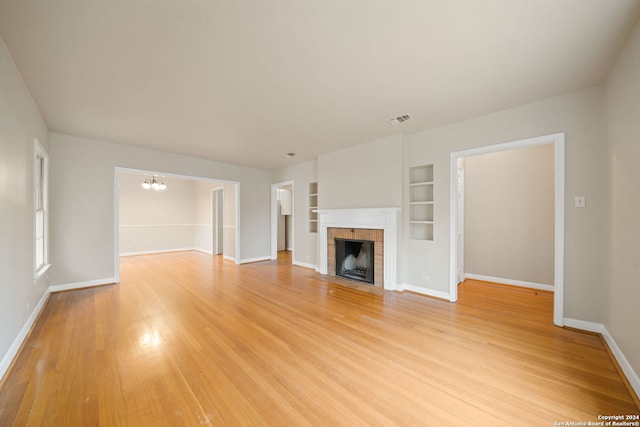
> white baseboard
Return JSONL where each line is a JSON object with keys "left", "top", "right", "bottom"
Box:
{"left": 223, "top": 255, "right": 237, "bottom": 263}
{"left": 122, "top": 248, "right": 220, "bottom": 257}
{"left": 48, "top": 277, "right": 117, "bottom": 293}
{"left": 397, "top": 284, "right": 450, "bottom": 301}
{"left": 0, "top": 290, "right": 50, "bottom": 382}
{"left": 564, "top": 317, "right": 640, "bottom": 399}
{"left": 562, "top": 317, "right": 603, "bottom": 333}
{"left": 601, "top": 326, "right": 640, "bottom": 399}
{"left": 238, "top": 256, "right": 272, "bottom": 264}
{"left": 292, "top": 260, "right": 317, "bottom": 270}
{"left": 194, "top": 248, "right": 214, "bottom": 255}
{"left": 119, "top": 247, "right": 197, "bottom": 257}
{"left": 2, "top": 277, "right": 117, "bottom": 381}
{"left": 465, "top": 273, "right": 554, "bottom": 292}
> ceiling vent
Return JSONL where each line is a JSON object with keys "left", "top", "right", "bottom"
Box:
{"left": 389, "top": 114, "right": 412, "bottom": 124}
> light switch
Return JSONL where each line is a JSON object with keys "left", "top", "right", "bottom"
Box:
{"left": 575, "top": 196, "right": 586, "bottom": 208}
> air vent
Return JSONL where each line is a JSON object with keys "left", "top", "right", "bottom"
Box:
{"left": 389, "top": 114, "right": 412, "bottom": 124}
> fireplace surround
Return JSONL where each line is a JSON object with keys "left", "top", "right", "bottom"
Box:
{"left": 317, "top": 208, "right": 399, "bottom": 290}
{"left": 328, "top": 228, "right": 383, "bottom": 286}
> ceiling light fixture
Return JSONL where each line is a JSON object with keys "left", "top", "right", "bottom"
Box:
{"left": 389, "top": 114, "right": 412, "bottom": 124}
{"left": 141, "top": 176, "right": 167, "bottom": 191}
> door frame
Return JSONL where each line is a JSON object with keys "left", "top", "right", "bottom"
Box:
{"left": 455, "top": 158, "right": 465, "bottom": 285}
{"left": 449, "top": 132, "right": 565, "bottom": 326}
{"left": 271, "top": 181, "right": 294, "bottom": 260}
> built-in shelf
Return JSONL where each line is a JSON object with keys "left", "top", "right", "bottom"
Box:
{"left": 409, "top": 165, "right": 434, "bottom": 240}
{"left": 308, "top": 182, "right": 318, "bottom": 233}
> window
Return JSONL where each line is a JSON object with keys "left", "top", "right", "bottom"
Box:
{"left": 34, "top": 139, "right": 49, "bottom": 278}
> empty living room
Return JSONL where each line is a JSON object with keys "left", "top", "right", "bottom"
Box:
{"left": 1, "top": 1, "right": 639, "bottom": 425}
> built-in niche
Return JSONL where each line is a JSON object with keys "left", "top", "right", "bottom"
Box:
{"left": 409, "top": 164, "right": 434, "bottom": 240}
{"left": 308, "top": 182, "right": 318, "bottom": 233}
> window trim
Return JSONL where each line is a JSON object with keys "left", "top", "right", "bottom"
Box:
{"left": 34, "top": 138, "right": 50, "bottom": 281}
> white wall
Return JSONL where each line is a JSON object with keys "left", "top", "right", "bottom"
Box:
{"left": 403, "top": 87, "right": 606, "bottom": 323}
{"left": 317, "top": 134, "right": 403, "bottom": 209}
{"left": 222, "top": 183, "right": 237, "bottom": 260}
{"left": 272, "top": 160, "right": 318, "bottom": 268}
{"left": 119, "top": 174, "right": 197, "bottom": 254}
{"left": 276, "top": 211, "right": 286, "bottom": 251}
{"left": 285, "top": 215, "right": 293, "bottom": 251}
{"left": 464, "top": 144, "right": 555, "bottom": 285}
{"left": 49, "top": 133, "right": 269, "bottom": 286}
{"left": 603, "top": 18, "right": 640, "bottom": 388}
{"left": 0, "top": 37, "right": 50, "bottom": 375}
{"left": 119, "top": 174, "right": 226, "bottom": 256}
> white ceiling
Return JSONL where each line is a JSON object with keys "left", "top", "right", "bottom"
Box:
{"left": 1, "top": 0, "right": 638, "bottom": 170}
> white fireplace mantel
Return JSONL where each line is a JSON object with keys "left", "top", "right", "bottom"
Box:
{"left": 317, "top": 208, "right": 399, "bottom": 290}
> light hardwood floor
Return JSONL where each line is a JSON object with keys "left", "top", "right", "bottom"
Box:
{"left": 0, "top": 251, "right": 638, "bottom": 426}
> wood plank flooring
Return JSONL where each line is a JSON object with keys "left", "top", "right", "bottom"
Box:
{"left": 0, "top": 251, "right": 638, "bottom": 426}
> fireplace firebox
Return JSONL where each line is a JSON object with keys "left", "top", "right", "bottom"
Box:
{"left": 335, "top": 238, "right": 374, "bottom": 284}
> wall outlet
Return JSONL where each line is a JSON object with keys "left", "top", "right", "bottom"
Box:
{"left": 574, "top": 196, "right": 586, "bottom": 208}
{"left": 421, "top": 275, "right": 430, "bottom": 282}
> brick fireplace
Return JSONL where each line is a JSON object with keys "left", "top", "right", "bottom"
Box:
{"left": 317, "top": 208, "right": 399, "bottom": 290}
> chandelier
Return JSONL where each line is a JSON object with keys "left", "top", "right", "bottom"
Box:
{"left": 141, "top": 176, "right": 167, "bottom": 191}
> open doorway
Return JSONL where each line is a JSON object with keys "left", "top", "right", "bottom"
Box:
{"left": 271, "top": 181, "right": 294, "bottom": 262}
{"left": 114, "top": 168, "right": 240, "bottom": 280}
{"left": 450, "top": 133, "right": 565, "bottom": 326}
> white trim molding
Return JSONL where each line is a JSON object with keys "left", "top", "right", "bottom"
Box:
{"left": 119, "top": 223, "right": 211, "bottom": 228}
{"left": 465, "top": 273, "right": 554, "bottom": 292}
{"left": 33, "top": 138, "right": 50, "bottom": 283}
{"left": 601, "top": 327, "right": 640, "bottom": 398}
{"left": 564, "top": 318, "right": 640, "bottom": 398}
{"left": 120, "top": 247, "right": 199, "bottom": 257}
{"left": 317, "top": 207, "right": 400, "bottom": 290}
{"left": 120, "top": 248, "right": 216, "bottom": 257}
{"left": 48, "top": 277, "right": 117, "bottom": 293}
{"left": 292, "top": 260, "right": 318, "bottom": 270}
{"left": 0, "top": 290, "right": 50, "bottom": 382}
{"left": 194, "top": 248, "right": 214, "bottom": 256}
{"left": 397, "top": 284, "right": 450, "bottom": 301}
{"left": 238, "top": 256, "right": 272, "bottom": 264}
{"left": 563, "top": 317, "right": 603, "bottom": 333}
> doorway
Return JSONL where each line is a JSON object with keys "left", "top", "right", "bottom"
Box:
{"left": 271, "top": 181, "right": 294, "bottom": 261}
{"left": 449, "top": 133, "right": 565, "bottom": 326}
{"left": 114, "top": 167, "right": 240, "bottom": 282}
